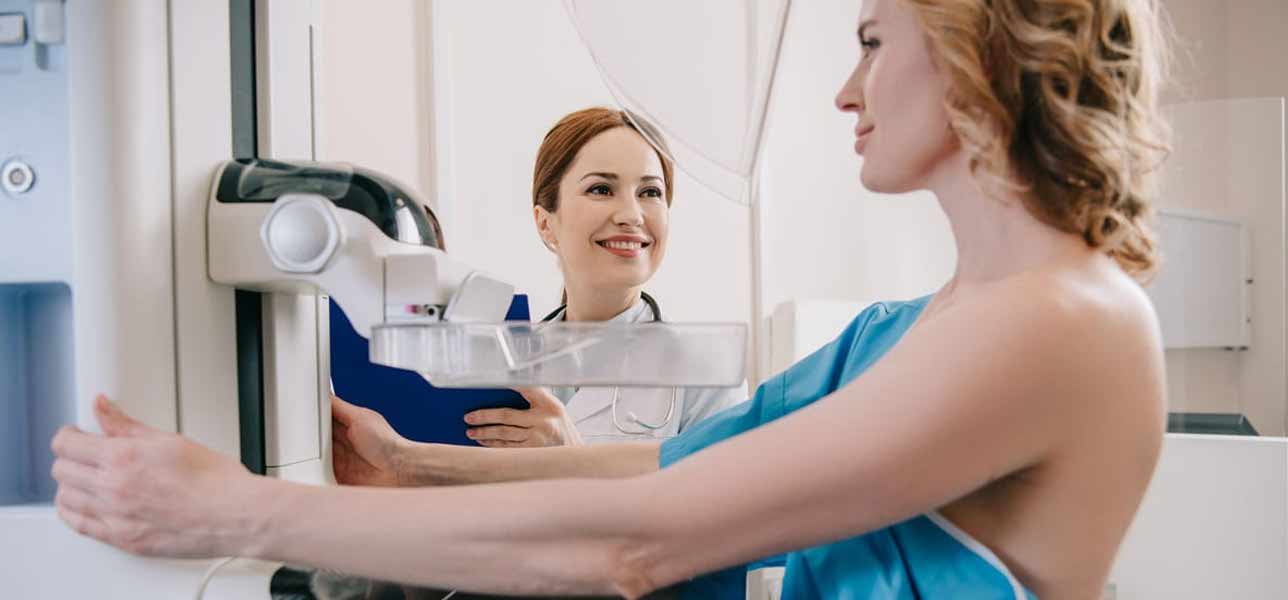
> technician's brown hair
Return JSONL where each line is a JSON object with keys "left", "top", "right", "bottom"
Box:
{"left": 532, "top": 107, "right": 675, "bottom": 214}
{"left": 906, "top": 0, "right": 1172, "bottom": 280}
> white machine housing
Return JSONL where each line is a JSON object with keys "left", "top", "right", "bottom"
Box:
{"left": 207, "top": 159, "right": 515, "bottom": 337}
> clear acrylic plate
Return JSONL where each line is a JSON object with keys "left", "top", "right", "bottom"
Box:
{"left": 370, "top": 322, "right": 747, "bottom": 388}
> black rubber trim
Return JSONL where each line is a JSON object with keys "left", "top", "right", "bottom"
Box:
{"left": 213, "top": 158, "right": 444, "bottom": 249}
{"left": 230, "top": 0, "right": 266, "bottom": 475}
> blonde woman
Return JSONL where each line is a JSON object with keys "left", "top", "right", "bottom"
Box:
{"left": 52, "top": 0, "right": 1170, "bottom": 597}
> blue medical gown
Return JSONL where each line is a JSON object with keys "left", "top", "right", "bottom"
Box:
{"left": 660, "top": 297, "right": 1037, "bottom": 600}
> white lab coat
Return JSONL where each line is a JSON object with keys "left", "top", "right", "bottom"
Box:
{"left": 548, "top": 300, "right": 747, "bottom": 445}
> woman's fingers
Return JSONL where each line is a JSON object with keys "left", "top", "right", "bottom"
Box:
{"left": 466, "top": 425, "right": 528, "bottom": 444}
{"left": 55, "top": 484, "right": 99, "bottom": 516}
{"left": 465, "top": 408, "right": 532, "bottom": 428}
{"left": 94, "top": 395, "right": 151, "bottom": 438}
{"left": 55, "top": 493, "right": 110, "bottom": 541}
{"left": 50, "top": 425, "right": 108, "bottom": 468}
{"left": 51, "top": 457, "right": 101, "bottom": 494}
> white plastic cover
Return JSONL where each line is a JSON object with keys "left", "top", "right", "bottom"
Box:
{"left": 371, "top": 322, "right": 748, "bottom": 388}
{"left": 564, "top": 0, "right": 791, "bottom": 204}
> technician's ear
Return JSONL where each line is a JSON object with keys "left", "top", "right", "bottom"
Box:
{"left": 534, "top": 205, "right": 559, "bottom": 252}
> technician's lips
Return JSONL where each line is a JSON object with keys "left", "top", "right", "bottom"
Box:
{"left": 596, "top": 235, "right": 652, "bottom": 258}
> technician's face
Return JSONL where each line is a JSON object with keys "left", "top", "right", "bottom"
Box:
{"left": 834, "top": 0, "right": 958, "bottom": 193}
{"left": 536, "top": 127, "right": 670, "bottom": 296}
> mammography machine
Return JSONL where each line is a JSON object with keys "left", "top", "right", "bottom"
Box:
{"left": 1, "top": 0, "right": 788, "bottom": 596}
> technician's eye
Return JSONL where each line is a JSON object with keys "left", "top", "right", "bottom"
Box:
{"left": 640, "top": 187, "right": 663, "bottom": 199}
{"left": 587, "top": 184, "right": 613, "bottom": 196}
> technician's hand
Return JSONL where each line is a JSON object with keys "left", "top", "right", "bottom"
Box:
{"left": 331, "top": 395, "right": 407, "bottom": 487}
{"left": 50, "top": 395, "right": 256, "bottom": 558}
{"left": 464, "top": 387, "right": 583, "bottom": 448}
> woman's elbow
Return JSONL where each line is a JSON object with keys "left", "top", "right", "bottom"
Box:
{"left": 603, "top": 536, "right": 679, "bottom": 599}
{"left": 591, "top": 476, "right": 698, "bottom": 597}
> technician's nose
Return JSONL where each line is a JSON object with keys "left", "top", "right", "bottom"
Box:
{"left": 613, "top": 198, "right": 645, "bottom": 228}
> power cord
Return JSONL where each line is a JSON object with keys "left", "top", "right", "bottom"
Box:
{"left": 193, "top": 556, "right": 238, "bottom": 599}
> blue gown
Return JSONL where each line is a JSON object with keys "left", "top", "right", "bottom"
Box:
{"left": 660, "top": 297, "right": 1037, "bottom": 599}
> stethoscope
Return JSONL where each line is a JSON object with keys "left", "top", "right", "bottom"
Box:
{"left": 540, "top": 291, "right": 679, "bottom": 434}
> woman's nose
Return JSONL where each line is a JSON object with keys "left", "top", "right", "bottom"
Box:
{"left": 835, "top": 64, "right": 866, "bottom": 114}
{"left": 613, "top": 198, "right": 645, "bottom": 227}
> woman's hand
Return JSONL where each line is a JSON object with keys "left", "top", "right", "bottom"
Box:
{"left": 331, "top": 396, "right": 408, "bottom": 487}
{"left": 464, "top": 388, "right": 584, "bottom": 448}
{"left": 50, "top": 395, "right": 260, "bottom": 558}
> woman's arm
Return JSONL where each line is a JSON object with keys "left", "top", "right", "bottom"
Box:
{"left": 229, "top": 279, "right": 1107, "bottom": 592}
{"left": 399, "top": 440, "right": 662, "bottom": 485}
{"left": 613, "top": 281, "right": 1161, "bottom": 588}
{"left": 53, "top": 280, "right": 1154, "bottom": 596}
{"left": 243, "top": 281, "right": 1117, "bottom": 594}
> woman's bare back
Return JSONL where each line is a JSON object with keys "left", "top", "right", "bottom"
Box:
{"left": 936, "top": 254, "right": 1167, "bottom": 599}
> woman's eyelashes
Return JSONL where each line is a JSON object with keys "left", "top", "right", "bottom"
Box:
{"left": 859, "top": 35, "right": 880, "bottom": 58}
{"left": 584, "top": 182, "right": 665, "bottom": 200}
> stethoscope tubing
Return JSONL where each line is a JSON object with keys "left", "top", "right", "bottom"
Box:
{"left": 540, "top": 292, "right": 678, "bottom": 434}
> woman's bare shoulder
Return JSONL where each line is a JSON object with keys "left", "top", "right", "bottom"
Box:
{"left": 969, "top": 259, "right": 1166, "bottom": 407}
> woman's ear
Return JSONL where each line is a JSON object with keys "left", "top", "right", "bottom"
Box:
{"left": 534, "top": 205, "right": 558, "bottom": 252}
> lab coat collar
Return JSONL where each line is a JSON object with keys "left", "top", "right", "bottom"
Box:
{"left": 559, "top": 298, "right": 651, "bottom": 422}
{"left": 549, "top": 297, "right": 650, "bottom": 325}
{"left": 566, "top": 387, "right": 617, "bottom": 423}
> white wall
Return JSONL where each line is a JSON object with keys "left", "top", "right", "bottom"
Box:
{"left": 317, "top": 0, "right": 431, "bottom": 198}
{"left": 1159, "top": 0, "right": 1229, "bottom": 104}
{"left": 1154, "top": 99, "right": 1287, "bottom": 436}
{"left": 1156, "top": 0, "right": 1288, "bottom": 436}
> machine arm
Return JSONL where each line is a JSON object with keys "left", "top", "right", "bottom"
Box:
{"left": 207, "top": 159, "right": 514, "bottom": 337}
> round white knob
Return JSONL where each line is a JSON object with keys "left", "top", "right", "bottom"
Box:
{"left": 261, "top": 194, "right": 340, "bottom": 273}
{"left": 2, "top": 160, "right": 35, "bottom": 195}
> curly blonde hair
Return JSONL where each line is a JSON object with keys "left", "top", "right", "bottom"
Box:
{"left": 905, "top": 0, "right": 1171, "bottom": 279}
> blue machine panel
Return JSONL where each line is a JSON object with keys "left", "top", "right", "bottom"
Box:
{"left": 1, "top": 0, "right": 70, "bottom": 283}
{"left": 1, "top": 0, "right": 72, "bottom": 506}
{"left": 0, "top": 283, "right": 73, "bottom": 505}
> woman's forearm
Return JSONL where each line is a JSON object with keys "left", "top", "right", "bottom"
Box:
{"left": 397, "top": 440, "right": 661, "bottom": 486}
{"left": 241, "top": 474, "right": 667, "bottom": 597}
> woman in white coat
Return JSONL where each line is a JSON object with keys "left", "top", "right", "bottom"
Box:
{"left": 456, "top": 107, "right": 744, "bottom": 448}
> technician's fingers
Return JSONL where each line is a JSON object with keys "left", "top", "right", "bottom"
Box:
{"left": 331, "top": 395, "right": 364, "bottom": 427}
{"left": 465, "top": 408, "right": 532, "bottom": 428}
{"left": 466, "top": 425, "right": 528, "bottom": 444}
{"left": 475, "top": 439, "right": 522, "bottom": 448}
